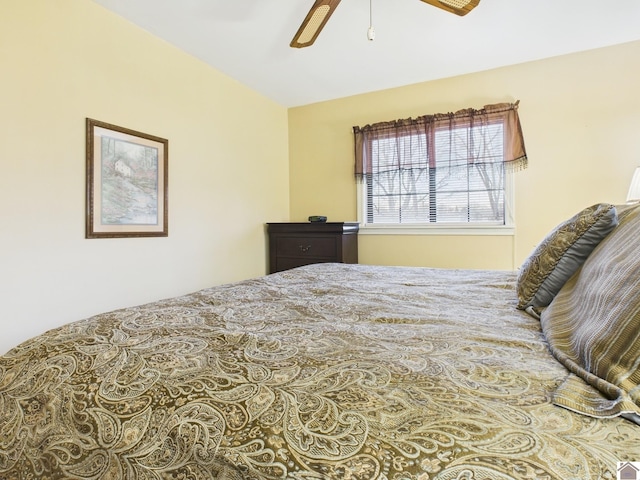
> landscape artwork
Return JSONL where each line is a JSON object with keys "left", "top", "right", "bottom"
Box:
{"left": 86, "top": 119, "right": 168, "bottom": 238}
{"left": 100, "top": 137, "right": 159, "bottom": 225}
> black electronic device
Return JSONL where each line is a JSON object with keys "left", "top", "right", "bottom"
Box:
{"left": 308, "top": 215, "right": 327, "bottom": 223}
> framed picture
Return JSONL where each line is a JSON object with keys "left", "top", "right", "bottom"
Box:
{"left": 86, "top": 118, "right": 168, "bottom": 238}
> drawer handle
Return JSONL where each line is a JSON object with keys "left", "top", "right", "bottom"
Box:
{"left": 299, "top": 244, "right": 312, "bottom": 253}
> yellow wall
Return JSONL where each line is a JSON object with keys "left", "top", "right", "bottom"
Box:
{"left": 288, "top": 40, "right": 640, "bottom": 270}
{"left": 0, "top": 0, "right": 290, "bottom": 353}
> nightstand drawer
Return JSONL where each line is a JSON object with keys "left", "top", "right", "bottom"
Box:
{"left": 267, "top": 222, "right": 359, "bottom": 274}
{"left": 276, "top": 236, "right": 337, "bottom": 258}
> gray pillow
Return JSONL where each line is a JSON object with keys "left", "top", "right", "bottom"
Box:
{"left": 516, "top": 203, "right": 618, "bottom": 317}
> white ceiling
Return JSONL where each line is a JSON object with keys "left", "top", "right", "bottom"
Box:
{"left": 91, "top": 0, "right": 640, "bottom": 108}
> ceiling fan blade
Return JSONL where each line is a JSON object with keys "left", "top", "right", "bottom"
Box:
{"left": 420, "top": 0, "right": 480, "bottom": 16}
{"left": 290, "top": 0, "right": 341, "bottom": 48}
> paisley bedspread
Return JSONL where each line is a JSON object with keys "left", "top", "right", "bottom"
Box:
{"left": 0, "top": 263, "right": 637, "bottom": 479}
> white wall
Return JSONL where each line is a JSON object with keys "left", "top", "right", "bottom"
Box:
{"left": 0, "top": 0, "right": 290, "bottom": 354}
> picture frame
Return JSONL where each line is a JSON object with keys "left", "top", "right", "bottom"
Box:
{"left": 86, "top": 118, "right": 168, "bottom": 238}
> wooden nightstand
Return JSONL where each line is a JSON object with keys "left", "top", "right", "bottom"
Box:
{"left": 267, "top": 222, "right": 359, "bottom": 274}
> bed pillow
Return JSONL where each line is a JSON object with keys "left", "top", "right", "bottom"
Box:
{"left": 540, "top": 203, "right": 640, "bottom": 423}
{"left": 516, "top": 203, "right": 618, "bottom": 317}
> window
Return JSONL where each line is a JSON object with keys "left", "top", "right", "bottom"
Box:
{"left": 354, "top": 102, "right": 527, "bottom": 234}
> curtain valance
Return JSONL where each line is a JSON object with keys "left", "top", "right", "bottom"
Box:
{"left": 353, "top": 101, "right": 527, "bottom": 179}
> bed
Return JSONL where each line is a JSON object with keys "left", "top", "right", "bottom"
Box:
{"left": 1, "top": 203, "right": 639, "bottom": 480}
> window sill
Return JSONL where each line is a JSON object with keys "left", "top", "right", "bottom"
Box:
{"left": 358, "top": 224, "right": 515, "bottom": 236}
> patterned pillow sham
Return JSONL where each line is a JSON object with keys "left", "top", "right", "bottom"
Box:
{"left": 516, "top": 203, "right": 618, "bottom": 318}
{"left": 540, "top": 203, "right": 640, "bottom": 423}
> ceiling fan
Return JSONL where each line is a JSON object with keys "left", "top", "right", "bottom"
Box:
{"left": 290, "top": 0, "right": 480, "bottom": 48}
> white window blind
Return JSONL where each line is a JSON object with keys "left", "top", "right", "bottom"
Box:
{"left": 366, "top": 123, "right": 505, "bottom": 224}
{"left": 354, "top": 102, "right": 527, "bottom": 232}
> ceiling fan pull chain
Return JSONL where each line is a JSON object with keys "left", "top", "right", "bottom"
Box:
{"left": 367, "top": 0, "right": 376, "bottom": 41}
